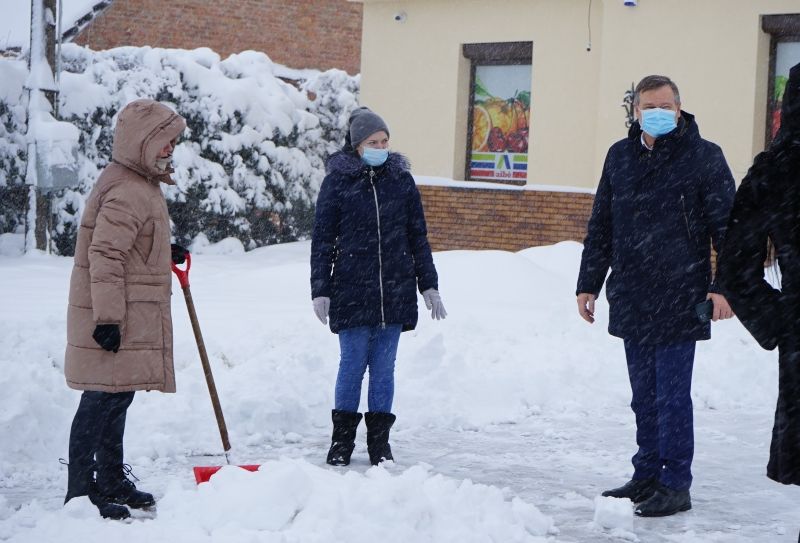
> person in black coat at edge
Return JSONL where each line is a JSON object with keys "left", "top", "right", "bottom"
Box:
{"left": 576, "top": 75, "right": 736, "bottom": 517}
{"left": 717, "top": 62, "right": 800, "bottom": 505}
{"left": 310, "top": 107, "right": 447, "bottom": 467}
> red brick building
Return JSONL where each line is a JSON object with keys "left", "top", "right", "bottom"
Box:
{"left": 418, "top": 184, "right": 593, "bottom": 252}
{"left": 73, "top": 0, "right": 362, "bottom": 74}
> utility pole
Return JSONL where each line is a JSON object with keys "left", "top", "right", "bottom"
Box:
{"left": 44, "top": 0, "right": 58, "bottom": 115}
{"left": 26, "top": 0, "right": 59, "bottom": 252}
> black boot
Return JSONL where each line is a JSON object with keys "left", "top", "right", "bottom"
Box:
{"left": 601, "top": 478, "right": 659, "bottom": 503}
{"left": 326, "top": 410, "right": 363, "bottom": 466}
{"left": 365, "top": 412, "right": 396, "bottom": 465}
{"left": 634, "top": 486, "right": 691, "bottom": 517}
{"left": 63, "top": 460, "right": 130, "bottom": 520}
{"left": 65, "top": 391, "right": 138, "bottom": 519}
{"left": 96, "top": 465, "right": 155, "bottom": 509}
{"left": 88, "top": 482, "right": 131, "bottom": 520}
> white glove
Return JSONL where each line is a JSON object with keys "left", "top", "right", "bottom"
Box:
{"left": 422, "top": 289, "right": 447, "bottom": 320}
{"left": 312, "top": 296, "right": 330, "bottom": 325}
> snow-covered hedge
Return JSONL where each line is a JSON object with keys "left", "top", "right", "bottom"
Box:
{"left": 0, "top": 59, "right": 29, "bottom": 236}
{"left": 0, "top": 44, "right": 360, "bottom": 254}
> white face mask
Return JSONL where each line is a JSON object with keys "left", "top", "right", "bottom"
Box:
{"left": 155, "top": 156, "right": 172, "bottom": 172}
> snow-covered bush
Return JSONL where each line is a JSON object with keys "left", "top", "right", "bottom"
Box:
{"left": 0, "top": 44, "right": 359, "bottom": 254}
{"left": 0, "top": 59, "right": 29, "bottom": 235}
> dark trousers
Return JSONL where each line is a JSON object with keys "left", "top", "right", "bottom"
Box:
{"left": 624, "top": 340, "right": 696, "bottom": 492}
{"left": 66, "top": 391, "right": 135, "bottom": 500}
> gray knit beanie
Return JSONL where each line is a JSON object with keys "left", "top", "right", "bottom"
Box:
{"left": 348, "top": 107, "right": 390, "bottom": 149}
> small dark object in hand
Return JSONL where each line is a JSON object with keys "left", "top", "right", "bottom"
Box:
{"left": 695, "top": 300, "right": 713, "bottom": 323}
{"left": 171, "top": 243, "right": 188, "bottom": 265}
{"left": 93, "top": 324, "right": 121, "bottom": 353}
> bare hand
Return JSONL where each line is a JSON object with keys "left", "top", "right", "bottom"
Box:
{"left": 577, "top": 293, "right": 596, "bottom": 323}
{"left": 707, "top": 292, "right": 734, "bottom": 321}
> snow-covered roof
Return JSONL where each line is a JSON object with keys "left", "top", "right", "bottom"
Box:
{"left": 0, "top": 0, "right": 111, "bottom": 53}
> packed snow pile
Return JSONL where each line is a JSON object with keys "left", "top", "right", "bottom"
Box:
{"left": 0, "top": 44, "right": 360, "bottom": 254}
{"left": 593, "top": 495, "right": 635, "bottom": 538}
{"left": 2, "top": 461, "right": 555, "bottom": 542}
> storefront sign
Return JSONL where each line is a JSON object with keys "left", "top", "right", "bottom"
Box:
{"left": 469, "top": 64, "right": 531, "bottom": 182}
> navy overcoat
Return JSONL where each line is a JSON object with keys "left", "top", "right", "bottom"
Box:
{"left": 310, "top": 151, "right": 438, "bottom": 333}
{"left": 577, "top": 112, "right": 735, "bottom": 344}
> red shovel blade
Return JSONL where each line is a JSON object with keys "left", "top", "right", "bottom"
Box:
{"left": 193, "top": 464, "right": 261, "bottom": 484}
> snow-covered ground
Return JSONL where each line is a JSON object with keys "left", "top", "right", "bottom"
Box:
{"left": 0, "top": 235, "right": 797, "bottom": 542}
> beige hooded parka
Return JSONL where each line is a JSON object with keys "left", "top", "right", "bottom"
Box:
{"left": 65, "top": 99, "right": 186, "bottom": 393}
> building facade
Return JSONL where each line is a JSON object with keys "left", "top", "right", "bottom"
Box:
{"left": 74, "top": 0, "right": 363, "bottom": 74}
{"left": 354, "top": 0, "right": 800, "bottom": 251}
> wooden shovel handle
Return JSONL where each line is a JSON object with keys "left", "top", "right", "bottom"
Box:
{"left": 172, "top": 257, "right": 231, "bottom": 454}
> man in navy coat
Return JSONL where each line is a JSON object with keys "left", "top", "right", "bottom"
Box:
{"left": 576, "top": 75, "right": 735, "bottom": 517}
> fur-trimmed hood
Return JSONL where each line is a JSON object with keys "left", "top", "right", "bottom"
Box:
{"left": 325, "top": 150, "right": 410, "bottom": 178}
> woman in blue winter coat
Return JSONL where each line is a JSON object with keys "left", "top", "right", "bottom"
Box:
{"left": 310, "top": 107, "right": 447, "bottom": 466}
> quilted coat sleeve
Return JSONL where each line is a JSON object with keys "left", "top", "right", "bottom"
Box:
{"left": 89, "top": 184, "right": 145, "bottom": 324}
{"left": 406, "top": 174, "right": 438, "bottom": 293}
{"left": 310, "top": 174, "right": 340, "bottom": 299}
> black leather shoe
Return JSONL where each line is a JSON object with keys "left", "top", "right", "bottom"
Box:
{"left": 601, "top": 478, "right": 659, "bottom": 503}
{"left": 634, "top": 486, "right": 691, "bottom": 517}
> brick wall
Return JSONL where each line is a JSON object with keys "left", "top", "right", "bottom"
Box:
{"left": 418, "top": 185, "right": 594, "bottom": 252}
{"left": 74, "top": 0, "right": 362, "bottom": 74}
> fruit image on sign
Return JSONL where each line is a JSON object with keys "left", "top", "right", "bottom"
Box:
{"left": 469, "top": 64, "right": 531, "bottom": 181}
{"left": 472, "top": 105, "right": 491, "bottom": 152}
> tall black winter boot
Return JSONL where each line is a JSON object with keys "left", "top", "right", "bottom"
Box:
{"left": 326, "top": 409, "right": 363, "bottom": 466}
{"left": 365, "top": 412, "right": 396, "bottom": 466}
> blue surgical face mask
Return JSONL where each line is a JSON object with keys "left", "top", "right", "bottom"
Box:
{"left": 361, "top": 147, "right": 389, "bottom": 167}
{"left": 640, "top": 108, "right": 678, "bottom": 138}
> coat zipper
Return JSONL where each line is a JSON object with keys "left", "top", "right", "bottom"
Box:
{"left": 368, "top": 168, "right": 386, "bottom": 328}
{"left": 680, "top": 193, "right": 693, "bottom": 242}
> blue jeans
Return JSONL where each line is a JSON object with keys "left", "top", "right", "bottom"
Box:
{"left": 624, "top": 340, "right": 696, "bottom": 491}
{"left": 335, "top": 325, "right": 402, "bottom": 413}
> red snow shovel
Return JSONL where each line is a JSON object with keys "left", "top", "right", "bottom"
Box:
{"left": 171, "top": 252, "right": 260, "bottom": 484}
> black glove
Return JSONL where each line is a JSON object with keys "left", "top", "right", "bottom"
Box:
{"left": 171, "top": 243, "right": 188, "bottom": 265}
{"left": 92, "top": 324, "right": 121, "bottom": 353}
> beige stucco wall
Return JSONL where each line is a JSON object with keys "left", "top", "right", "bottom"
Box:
{"left": 356, "top": 0, "right": 800, "bottom": 188}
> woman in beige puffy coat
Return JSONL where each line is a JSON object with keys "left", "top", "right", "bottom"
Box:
{"left": 63, "top": 99, "right": 186, "bottom": 520}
